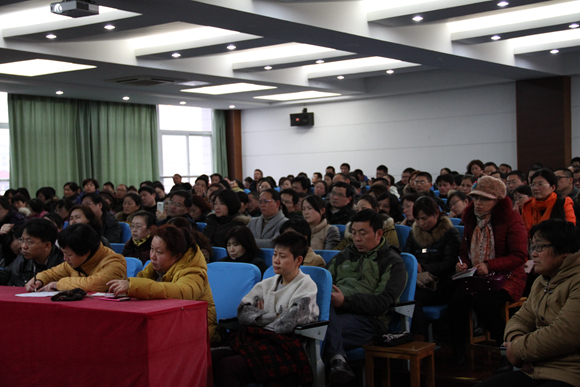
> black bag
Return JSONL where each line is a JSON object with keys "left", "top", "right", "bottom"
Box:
{"left": 458, "top": 272, "right": 509, "bottom": 294}
{"left": 372, "top": 331, "right": 414, "bottom": 347}
{"left": 51, "top": 288, "right": 87, "bottom": 301}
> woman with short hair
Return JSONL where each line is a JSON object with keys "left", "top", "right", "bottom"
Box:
{"left": 115, "top": 192, "right": 142, "bottom": 224}
{"left": 203, "top": 189, "right": 246, "bottom": 248}
{"left": 302, "top": 195, "right": 340, "bottom": 250}
{"left": 122, "top": 211, "right": 156, "bottom": 265}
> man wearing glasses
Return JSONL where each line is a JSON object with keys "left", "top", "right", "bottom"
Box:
{"left": 327, "top": 182, "right": 356, "bottom": 225}
{"left": 156, "top": 190, "right": 196, "bottom": 227}
{"left": 0, "top": 219, "right": 63, "bottom": 287}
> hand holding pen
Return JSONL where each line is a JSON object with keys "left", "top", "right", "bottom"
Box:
{"left": 456, "top": 256, "right": 468, "bottom": 272}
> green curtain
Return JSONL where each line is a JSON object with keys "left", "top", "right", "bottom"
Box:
{"left": 8, "top": 94, "right": 158, "bottom": 194}
{"left": 212, "top": 109, "right": 228, "bottom": 176}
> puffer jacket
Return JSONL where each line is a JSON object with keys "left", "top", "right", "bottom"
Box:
{"left": 505, "top": 251, "right": 580, "bottom": 386}
{"left": 36, "top": 244, "right": 126, "bottom": 292}
{"left": 327, "top": 238, "right": 407, "bottom": 331}
{"left": 128, "top": 246, "right": 219, "bottom": 343}
{"left": 461, "top": 197, "right": 528, "bottom": 302}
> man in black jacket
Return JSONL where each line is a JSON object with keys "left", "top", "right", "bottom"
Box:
{"left": 0, "top": 219, "right": 63, "bottom": 287}
{"left": 82, "top": 193, "right": 122, "bottom": 243}
{"left": 327, "top": 182, "right": 356, "bottom": 225}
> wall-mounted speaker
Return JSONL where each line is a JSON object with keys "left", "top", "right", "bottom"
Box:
{"left": 290, "top": 108, "right": 314, "bottom": 127}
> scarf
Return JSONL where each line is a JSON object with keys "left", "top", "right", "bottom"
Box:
{"left": 470, "top": 212, "right": 495, "bottom": 265}
{"left": 522, "top": 192, "right": 557, "bottom": 231}
{"left": 132, "top": 235, "right": 150, "bottom": 247}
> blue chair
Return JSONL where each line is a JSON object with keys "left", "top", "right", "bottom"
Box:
{"left": 423, "top": 304, "right": 448, "bottom": 343}
{"left": 433, "top": 190, "right": 439, "bottom": 196}
{"left": 211, "top": 247, "right": 228, "bottom": 262}
{"left": 263, "top": 265, "right": 332, "bottom": 387}
{"left": 125, "top": 257, "right": 143, "bottom": 277}
{"left": 314, "top": 249, "right": 339, "bottom": 264}
{"left": 395, "top": 224, "right": 412, "bottom": 247}
{"left": 455, "top": 225, "right": 465, "bottom": 240}
{"left": 110, "top": 243, "right": 125, "bottom": 254}
{"left": 244, "top": 189, "right": 250, "bottom": 194}
{"left": 144, "top": 260, "right": 151, "bottom": 269}
{"left": 119, "top": 222, "right": 131, "bottom": 243}
{"left": 274, "top": 187, "right": 280, "bottom": 192}
{"left": 63, "top": 221, "right": 69, "bottom": 229}
{"left": 441, "top": 198, "right": 447, "bottom": 204}
{"left": 196, "top": 222, "right": 207, "bottom": 232}
{"left": 258, "top": 248, "right": 275, "bottom": 267}
{"left": 333, "top": 224, "right": 346, "bottom": 239}
{"left": 208, "top": 262, "right": 261, "bottom": 321}
{"left": 449, "top": 217, "right": 462, "bottom": 226}
{"left": 346, "top": 252, "right": 418, "bottom": 362}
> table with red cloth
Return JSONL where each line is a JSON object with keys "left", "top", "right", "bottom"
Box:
{"left": 0, "top": 286, "right": 211, "bottom": 387}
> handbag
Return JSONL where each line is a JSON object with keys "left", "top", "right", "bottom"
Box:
{"left": 458, "top": 272, "right": 509, "bottom": 294}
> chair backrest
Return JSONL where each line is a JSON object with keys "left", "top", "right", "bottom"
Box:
{"left": 455, "top": 225, "right": 465, "bottom": 240}
{"left": 395, "top": 224, "right": 412, "bottom": 247}
{"left": 211, "top": 247, "right": 228, "bottom": 262}
{"left": 244, "top": 189, "right": 250, "bottom": 194}
{"left": 449, "top": 217, "right": 462, "bottom": 226}
{"left": 313, "top": 249, "right": 340, "bottom": 264}
{"left": 207, "top": 262, "right": 262, "bottom": 321}
{"left": 110, "top": 243, "right": 125, "bottom": 254}
{"left": 258, "top": 248, "right": 275, "bottom": 267}
{"left": 399, "top": 252, "right": 418, "bottom": 304}
{"left": 144, "top": 260, "right": 151, "bottom": 269}
{"left": 119, "top": 222, "right": 131, "bottom": 243}
{"left": 263, "top": 266, "right": 332, "bottom": 321}
{"left": 196, "top": 222, "right": 207, "bottom": 232}
{"left": 63, "top": 221, "right": 69, "bottom": 229}
{"left": 333, "top": 224, "right": 346, "bottom": 239}
{"left": 125, "top": 257, "right": 143, "bottom": 277}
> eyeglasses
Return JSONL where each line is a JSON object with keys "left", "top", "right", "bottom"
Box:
{"left": 330, "top": 191, "right": 346, "bottom": 198}
{"left": 168, "top": 200, "right": 184, "bottom": 208}
{"left": 529, "top": 243, "right": 552, "bottom": 253}
{"left": 258, "top": 199, "right": 274, "bottom": 205}
{"left": 18, "top": 238, "right": 41, "bottom": 247}
{"left": 530, "top": 182, "right": 550, "bottom": 188}
{"left": 130, "top": 224, "right": 145, "bottom": 230}
{"left": 415, "top": 180, "right": 428, "bottom": 185}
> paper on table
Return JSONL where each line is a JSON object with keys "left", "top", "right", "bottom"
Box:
{"left": 16, "top": 291, "right": 60, "bottom": 297}
{"left": 90, "top": 292, "right": 115, "bottom": 298}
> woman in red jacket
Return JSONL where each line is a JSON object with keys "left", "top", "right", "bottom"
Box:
{"left": 449, "top": 176, "right": 528, "bottom": 373}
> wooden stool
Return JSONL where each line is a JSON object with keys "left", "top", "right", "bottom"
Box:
{"left": 363, "top": 341, "right": 436, "bottom": 387}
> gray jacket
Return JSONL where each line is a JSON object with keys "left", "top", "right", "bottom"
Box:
{"left": 247, "top": 210, "right": 288, "bottom": 248}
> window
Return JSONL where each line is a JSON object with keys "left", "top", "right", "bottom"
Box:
{"left": 0, "top": 92, "right": 9, "bottom": 195}
{"left": 158, "top": 105, "right": 213, "bottom": 189}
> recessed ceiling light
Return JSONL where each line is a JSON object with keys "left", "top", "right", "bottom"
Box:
{"left": 181, "top": 82, "right": 277, "bottom": 95}
{"left": 104, "top": 24, "right": 115, "bottom": 30}
{"left": 229, "top": 105, "right": 236, "bottom": 109}
{"left": 491, "top": 35, "right": 501, "bottom": 40}
{"left": 264, "top": 66, "right": 272, "bottom": 70}
{"left": 0, "top": 59, "right": 96, "bottom": 77}
{"left": 386, "top": 69, "right": 394, "bottom": 74}
{"left": 227, "top": 44, "right": 237, "bottom": 50}
{"left": 172, "top": 53, "right": 181, "bottom": 58}
{"left": 123, "top": 96, "right": 130, "bottom": 101}
{"left": 179, "top": 101, "right": 186, "bottom": 105}
{"left": 550, "top": 49, "right": 560, "bottom": 54}
{"left": 497, "top": 1, "right": 509, "bottom": 7}
{"left": 412, "top": 16, "right": 423, "bottom": 22}
{"left": 46, "top": 34, "right": 56, "bottom": 39}
{"left": 55, "top": 91, "right": 63, "bottom": 95}
{"left": 316, "top": 60, "right": 325, "bottom": 64}
{"left": 337, "top": 75, "right": 345, "bottom": 80}
{"left": 254, "top": 91, "right": 341, "bottom": 101}
{"left": 570, "top": 23, "right": 580, "bottom": 29}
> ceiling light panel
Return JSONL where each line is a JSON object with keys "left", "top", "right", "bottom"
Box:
{"left": 366, "top": 0, "right": 484, "bottom": 22}
{"left": 305, "top": 57, "right": 419, "bottom": 78}
{"left": 512, "top": 28, "right": 580, "bottom": 54}
{"left": 254, "top": 91, "right": 341, "bottom": 101}
{"left": 181, "top": 83, "right": 277, "bottom": 95}
{"left": 130, "top": 26, "right": 243, "bottom": 49}
{"left": 229, "top": 43, "right": 336, "bottom": 64}
{"left": 0, "top": 59, "right": 96, "bottom": 77}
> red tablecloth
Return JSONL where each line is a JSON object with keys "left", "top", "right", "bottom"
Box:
{"left": 0, "top": 286, "right": 211, "bottom": 387}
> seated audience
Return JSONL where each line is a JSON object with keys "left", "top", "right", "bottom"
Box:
{"left": 313, "top": 181, "right": 328, "bottom": 198}
{"left": 167, "top": 217, "right": 213, "bottom": 262}
{"left": 0, "top": 219, "right": 63, "bottom": 287}
{"left": 483, "top": 162, "right": 498, "bottom": 176}
{"left": 499, "top": 163, "right": 512, "bottom": 175}
{"left": 522, "top": 169, "right": 576, "bottom": 233}
{"left": 449, "top": 176, "right": 527, "bottom": 372}
{"left": 447, "top": 190, "right": 470, "bottom": 219}
{"left": 138, "top": 185, "right": 158, "bottom": 216}
{"left": 189, "top": 195, "right": 212, "bottom": 223}
{"left": 247, "top": 191, "right": 261, "bottom": 217}
{"left": 476, "top": 219, "right": 580, "bottom": 387}
{"left": 203, "top": 190, "right": 246, "bottom": 248}
{"left": 403, "top": 170, "right": 421, "bottom": 195}
{"left": 400, "top": 192, "right": 423, "bottom": 227}
{"left": 63, "top": 182, "right": 80, "bottom": 202}
{"left": 396, "top": 167, "right": 414, "bottom": 196}
{"left": 108, "top": 224, "right": 219, "bottom": 343}
{"left": 280, "top": 218, "right": 326, "bottom": 268}
{"left": 435, "top": 174, "right": 455, "bottom": 199}
{"left": 466, "top": 159, "right": 484, "bottom": 179}
{"left": 27, "top": 223, "right": 126, "bottom": 292}
{"left": 112, "top": 184, "right": 128, "bottom": 213}
{"left": 459, "top": 174, "right": 476, "bottom": 195}
{"left": 414, "top": 172, "right": 448, "bottom": 211}
{"left": 555, "top": 168, "right": 580, "bottom": 202}
{"left": 512, "top": 185, "right": 532, "bottom": 214}
{"left": 211, "top": 231, "right": 319, "bottom": 387}
{"left": 324, "top": 173, "right": 334, "bottom": 187}
{"left": 115, "top": 192, "right": 142, "bottom": 223}
{"left": 302, "top": 195, "right": 340, "bottom": 250}
{"left": 68, "top": 205, "right": 112, "bottom": 248}
{"left": 153, "top": 182, "right": 166, "bottom": 201}
{"left": 76, "top": 178, "right": 99, "bottom": 204}
{"left": 0, "top": 196, "right": 27, "bottom": 231}
{"left": 194, "top": 176, "right": 209, "bottom": 197}
{"left": 156, "top": 190, "right": 196, "bottom": 227}
{"left": 403, "top": 197, "right": 461, "bottom": 338}
{"left": 506, "top": 170, "right": 527, "bottom": 197}
{"left": 11, "top": 194, "right": 27, "bottom": 211}
{"left": 280, "top": 189, "right": 302, "bottom": 219}
{"left": 81, "top": 193, "right": 122, "bottom": 243}
{"left": 36, "top": 187, "right": 58, "bottom": 212}
{"left": 26, "top": 198, "right": 47, "bottom": 219}
{"left": 327, "top": 182, "right": 356, "bottom": 225}
{"left": 248, "top": 189, "right": 288, "bottom": 248}
{"left": 376, "top": 192, "right": 404, "bottom": 223}
{"left": 122, "top": 211, "right": 155, "bottom": 265}
{"left": 220, "top": 226, "right": 267, "bottom": 275}
{"left": 42, "top": 213, "right": 64, "bottom": 232}
{"left": 292, "top": 176, "right": 311, "bottom": 195}
{"left": 324, "top": 209, "right": 406, "bottom": 383}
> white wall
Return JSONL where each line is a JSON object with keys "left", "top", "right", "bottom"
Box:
{"left": 241, "top": 82, "right": 517, "bottom": 182}
{"left": 571, "top": 75, "right": 580, "bottom": 158}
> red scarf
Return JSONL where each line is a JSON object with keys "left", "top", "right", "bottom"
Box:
{"left": 522, "top": 192, "right": 557, "bottom": 231}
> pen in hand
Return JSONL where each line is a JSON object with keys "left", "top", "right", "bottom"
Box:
{"left": 458, "top": 256, "right": 464, "bottom": 266}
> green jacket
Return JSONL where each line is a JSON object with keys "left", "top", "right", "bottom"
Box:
{"left": 327, "top": 238, "right": 407, "bottom": 331}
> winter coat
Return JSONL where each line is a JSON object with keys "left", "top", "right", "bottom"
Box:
{"left": 521, "top": 193, "right": 576, "bottom": 233}
{"left": 303, "top": 248, "right": 326, "bottom": 268}
{"left": 505, "top": 251, "right": 580, "bottom": 387}
{"left": 310, "top": 219, "right": 340, "bottom": 250}
{"left": 36, "top": 244, "right": 126, "bottom": 292}
{"left": 460, "top": 197, "right": 528, "bottom": 302}
{"left": 247, "top": 210, "right": 288, "bottom": 248}
{"left": 121, "top": 236, "right": 153, "bottom": 265}
{"left": 128, "top": 246, "right": 219, "bottom": 343}
{"left": 326, "top": 204, "right": 355, "bottom": 226}
{"left": 203, "top": 214, "right": 246, "bottom": 248}
{"left": 101, "top": 211, "right": 122, "bottom": 243}
{"left": 0, "top": 245, "right": 64, "bottom": 287}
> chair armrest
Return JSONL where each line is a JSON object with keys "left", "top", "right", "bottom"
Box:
{"left": 294, "top": 320, "right": 329, "bottom": 340}
{"left": 390, "top": 301, "right": 416, "bottom": 319}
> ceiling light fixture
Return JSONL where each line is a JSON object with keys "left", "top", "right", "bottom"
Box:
{"left": 254, "top": 91, "right": 341, "bottom": 101}
{"left": 570, "top": 23, "right": 580, "bottom": 29}
{"left": 412, "top": 16, "right": 423, "bottom": 22}
{"left": 337, "top": 75, "right": 345, "bottom": 80}
{"left": 230, "top": 43, "right": 335, "bottom": 64}
{"left": 316, "top": 60, "right": 325, "bottom": 64}
{"left": 46, "top": 34, "right": 56, "bottom": 39}
{"left": 123, "top": 96, "right": 130, "bottom": 100}
{"left": 179, "top": 101, "right": 186, "bottom": 105}
{"left": 181, "top": 82, "right": 277, "bottom": 95}
{"left": 386, "top": 69, "right": 394, "bottom": 74}
{"left": 497, "top": 1, "right": 509, "bottom": 7}
{"left": 491, "top": 35, "right": 501, "bottom": 40}
{"left": 227, "top": 44, "right": 237, "bottom": 50}
{"left": 172, "top": 53, "right": 181, "bottom": 58}
{"left": 0, "top": 59, "right": 96, "bottom": 77}
{"left": 104, "top": 24, "right": 115, "bottom": 30}
{"left": 229, "top": 105, "right": 236, "bottom": 109}
{"left": 550, "top": 49, "right": 560, "bottom": 54}
{"left": 55, "top": 91, "right": 63, "bottom": 95}
{"left": 264, "top": 66, "right": 272, "bottom": 70}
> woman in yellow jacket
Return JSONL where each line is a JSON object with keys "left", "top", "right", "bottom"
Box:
{"left": 108, "top": 224, "right": 219, "bottom": 343}
{"left": 26, "top": 223, "right": 126, "bottom": 292}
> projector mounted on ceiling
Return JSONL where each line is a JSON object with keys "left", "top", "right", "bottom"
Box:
{"left": 50, "top": 0, "right": 99, "bottom": 18}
